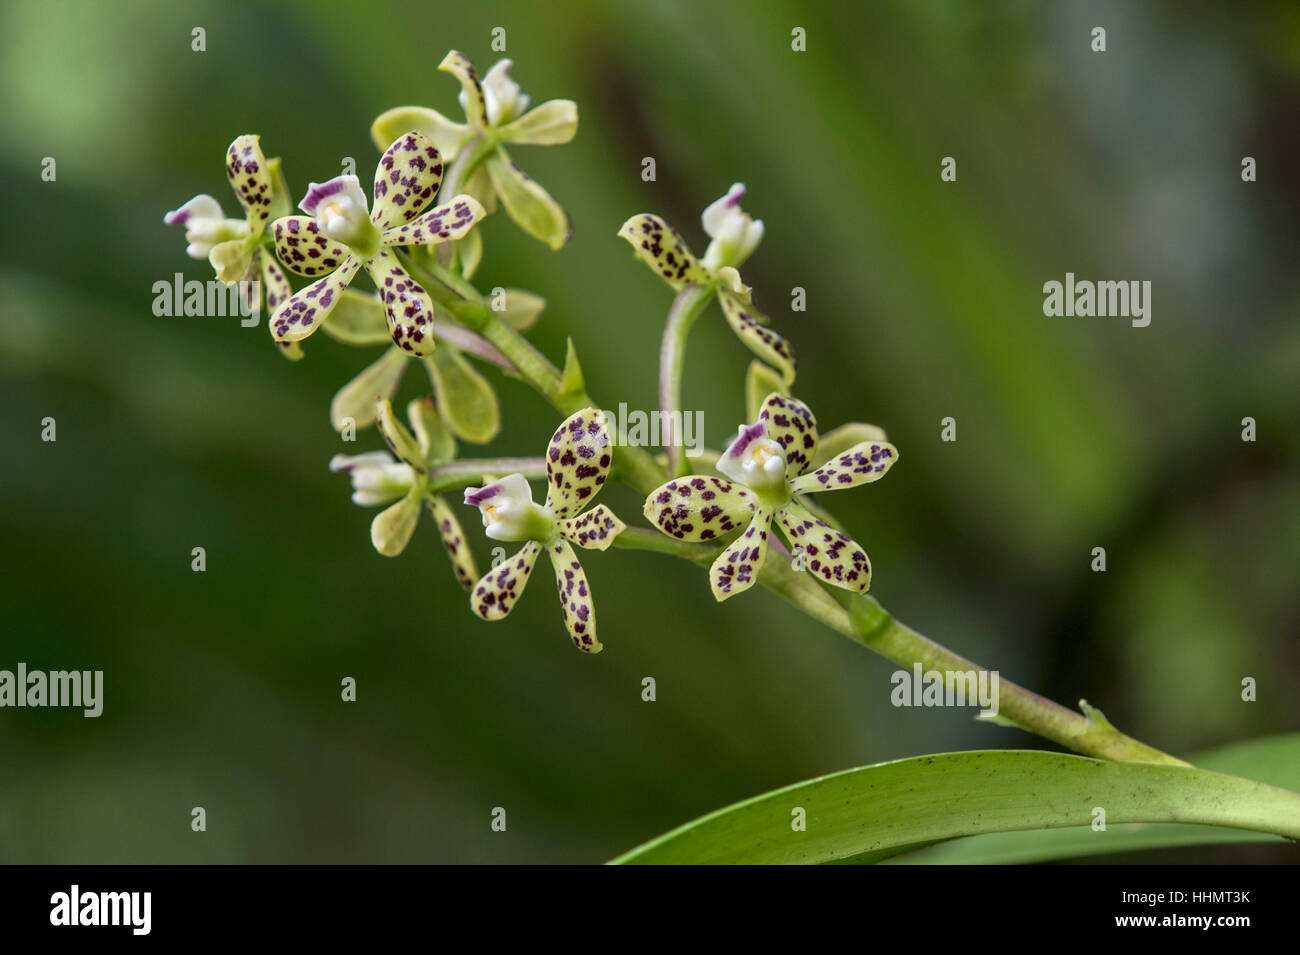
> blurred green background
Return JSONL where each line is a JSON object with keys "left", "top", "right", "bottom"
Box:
{"left": 2, "top": 0, "right": 1297, "bottom": 863}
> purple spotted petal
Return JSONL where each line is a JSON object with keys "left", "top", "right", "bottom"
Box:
{"left": 363, "top": 249, "right": 436, "bottom": 356}
{"left": 427, "top": 494, "right": 478, "bottom": 592}
{"left": 272, "top": 215, "right": 352, "bottom": 277}
{"left": 370, "top": 130, "right": 444, "bottom": 229}
{"left": 269, "top": 257, "right": 361, "bottom": 344}
{"left": 758, "top": 393, "right": 819, "bottom": 480}
{"left": 469, "top": 540, "right": 541, "bottom": 621}
{"left": 719, "top": 293, "right": 796, "bottom": 386}
{"left": 775, "top": 499, "right": 871, "bottom": 593}
{"left": 616, "top": 214, "right": 710, "bottom": 289}
{"left": 708, "top": 507, "right": 773, "bottom": 601}
{"left": 381, "top": 195, "right": 485, "bottom": 247}
{"left": 642, "top": 476, "right": 755, "bottom": 543}
{"left": 543, "top": 408, "right": 613, "bottom": 518}
{"left": 547, "top": 538, "right": 601, "bottom": 652}
{"left": 788, "top": 440, "right": 899, "bottom": 495}
{"left": 225, "top": 134, "right": 273, "bottom": 234}
{"left": 556, "top": 504, "right": 625, "bottom": 552}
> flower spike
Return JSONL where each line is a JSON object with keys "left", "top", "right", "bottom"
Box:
{"left": 463, "top": 409, "right": 624, "bottom": 652}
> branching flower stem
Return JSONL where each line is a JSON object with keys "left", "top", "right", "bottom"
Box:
{"left": 658, "top": 284, "right": 715, "bottom": 476}
{"left": 400, "top": 247, "right": 1191, "bottom": 770}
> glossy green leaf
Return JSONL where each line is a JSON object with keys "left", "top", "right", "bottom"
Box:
{"left": 609, "top": 746, "right": 1300, "bottom": 865}
{"left": 887, "top": 733, "right": 1300, "bottom": 864}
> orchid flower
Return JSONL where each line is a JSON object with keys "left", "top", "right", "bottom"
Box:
{"left": 618, "top": 183, "right": 795, "bottom": 385}
{"left": 164, "top": 134, "right": 301, "bottom": 358}
{"left": 372, "top": 51, "right": 577, "bottom": 250}
{"left": 269, "top": 130, "right": 485, "bottom": 356}
{"left": 463, "top": 409, "right": 625, "bottom": 652}
{"left": 329, "top": 397, "right": 478, "bottom": 590}
{"left": 643, "top": 394, "right": 898, "bottom": 601}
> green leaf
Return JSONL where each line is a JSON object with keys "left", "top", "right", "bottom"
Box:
{"left": 423, "top": 343, "right": 501, "bottom": 444}
{"left": 608, "top": 745, "right": 1300, "bottom": 865}
{"left": 889, "top": 733, "right": 1300, "bottom": 865}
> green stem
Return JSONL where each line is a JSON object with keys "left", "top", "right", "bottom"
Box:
{"left": 427, "top": 456, "right": 548, "bottom": 492}
{"left": 658, "top": 284, "right": 715, "bottom": 476}
{"left": 396, "top": 245, "right": 1188, "bottom": 769}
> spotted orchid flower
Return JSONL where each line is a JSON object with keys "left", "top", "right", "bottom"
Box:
{"left": 643, "top": 394, "right": 898, "bottom": 601}
{"left": 164, "top": 135, "right": 300, "bottom": 357}
{"left": 269, "top": 130, "right": 485, "bottom": 357}
{"left": 330, "top": 397, "right": 478, "bottom": 590}
{"left": 618, "top": 183, "right": 795, "bottom": 385}
{"left": 372, "top": 51, "right": 577, "bottom": 250}
{"left": 463, "top": 409, "right": 625, "bottom": 653}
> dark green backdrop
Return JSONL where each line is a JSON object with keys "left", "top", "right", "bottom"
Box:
{"left": 2, "top": 0, "right": 1296, "bottom": 863}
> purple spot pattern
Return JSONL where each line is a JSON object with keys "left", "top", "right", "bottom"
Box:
{"left": 557, "top": 504, "right": 624, "bottom": 551}
{"left": 618, "top": 214, "right": 710, "bottom": 288}
{"left": 364, "top": 249, "right": 436, "bottom": 355}
{"left": 548, "top": 540, "right": 600, "bottom": 652}
{"left": 429, "top": 495, "right": 478, "bottom": 592}
{"left": 776, "top": 504, "right": 871, "bottom": 593}
{"left": 643, "top": 476, "right": 754, "bottom": 542}
{"left": 720, "top": 294, "right": 796, "bottom": 382}
{"left": 270, "top": 258, "right": 360, "bottom": 342}
{"left": 709, "top": 509, "right": 771, "bottom": 600}
{"left": 442, "top": 51, "right": 489, "bottom": 128}
{"left": 273, "top": 216, "right": 351, "bottom": 277}
{"left": 225, "top": 135, "right": 272, "bottom": 230}
{"left": 371, "top": 131, "right": 444, "bottom": 229}
{"left": 791, "top": 442, "right": 898, "bottom": 494}
{"left": 471, "top": 541, "right": 541, "bottom": 621}
{"left": 758, "top": 393, "right": 819, "bottom": 480}
{"left": 383, "top": 197, "right": 482, "bottom": 247}
{"left": 544, "top": 410, "right": 613, "bottom": 518}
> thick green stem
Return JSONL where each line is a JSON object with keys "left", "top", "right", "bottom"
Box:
{"left": 658, "top": 284, "right": 715, "bottom": 476}
{"left": 427, "top": 456, "right": 548, "bottom": 492}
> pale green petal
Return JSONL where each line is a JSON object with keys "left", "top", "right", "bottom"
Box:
{"left": 810, "top": 423, "right": 889, "bottom": 470}
{"left": 463, "top": 163, "right": 498, "bottom": 215}
{"left": 719, "top": 292, "right": 796, "bottom": 386}
{"left": 321, "top": 290, "right": 391, "bottom": 346}
{"left": 643, "top": 476, "right": 755, "bottom": 543}
{"left": 439, "top": 50, "right": 489, "bottom": 129}
{"left": 484, "top": 148, "right": 570, "bottom": 249}
{"left": 427, "top": 493, "right": 478, "bottom": 591}
{"left": 208, "top": 237, "right": 254, "bottom": 284}
{"left": 266, "top": 156, "right": 292, "bottom": 222}
{"left": 544, "top": 408, "right": 613, "bottom": 518}
{"left": 362, "top": 249, "right": 437, "bottom": 355}
{"left": 775, "top": 499, "right": 871, "bottom": 593}
{"left": 557, "top": 503, "right": 625, "bottom": 551}
{"left": 329, "top": 346, "right": 408, "bottom": 431}
{"left": 370, "top": 105, "right": 471, "bottom": 159}
{"left": 470, "top": 540, "right": 541, "bottom": 621}
{"left": 745, "top": 360, "right": 788, "bottom": 423}
{"left": 788, "top": 440, "right": 898, "bottom": 494}
{"left": 497, "top": 98, "right": 578, "bottom": 145}
{"left": 381, "top": 194, "right": 485, "bottom": 246}
{"left": 454, "top": 228, "right": 483, "bottom": 279}
{"left": 370, "top": 487, "right": 423, "bottom": 557}
{"left": 498, "top": 288, "right": 546, "bottom": 331}
{"left": 547, "top": 538, "right": 601, "bottom": 652}
{"left": 269, "top": 258, "right": 362, "bottom": 344}
{"left": 617, "top": 214, "right": 711, "bottom": 289}
{"left": 424, "top": 343, "right": 501, "bottom": 443}
{"left": 225, "top": 134, "right": 273, "bottom": 234}
{"left": 408, "top": 396, "right": 456, "bottom": 465}
{"left": 709, "top": 508, "right": 772, "bottom": 601}
{"left": 376, "top": 398, "right": 424, "bottom": 467}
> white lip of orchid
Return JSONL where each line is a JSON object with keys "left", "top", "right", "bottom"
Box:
{"left": 468, "top": 59, "right": 531, "bottom": 127}
{"left": 329, "top": 452, "right": 416, "bottom": 506}
{"left": 700, "top": 182, "right": 764, "bottom": 271}
{"left": 300, "top": 175, "right": 376, "bottom": 250}
{"left": 718, "top": 423, "right": 788, "bottom": 496}
{"left": 464, "top": 472, "right": 550, "bottom": 541}
{"left": 164, "top": 195, "right": 247, "bottom": 259}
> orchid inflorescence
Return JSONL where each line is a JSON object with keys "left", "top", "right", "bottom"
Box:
{"left": 163, "top": 48, "right": 898, "bottom": 654}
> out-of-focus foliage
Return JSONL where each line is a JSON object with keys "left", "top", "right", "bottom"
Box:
{"left": 1, "top": 0, "right": 1296, "bottom": 862}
